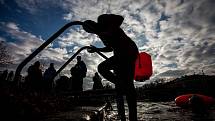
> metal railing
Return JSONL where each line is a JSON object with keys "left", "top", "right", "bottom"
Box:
{"left": 13, "top": 20, "right": 109, "bottom": 87}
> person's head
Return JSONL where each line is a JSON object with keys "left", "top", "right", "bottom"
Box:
{"left": 77, "top": 56, "right": 82, "bottom": 62}
{"left": 95, "top": 72, "right": 98, "bottom": 76}
{"left": 83, "top": 14, "right": 124, "bottom": 35}
{"left": 50, "top": 63, "right": 54, "bottom": 67}
{"left": 9, "top": 71, "right": 14, "bottom": 74}
{"left": 98, "top": 14, "right": 124, "bottom": 31}
{"left": 3, "top": 69, "right": 8, "bottom": 73}
{"left": 34, "top": 61, "right": 40, "bottom": 68}
{"left": 83, "top": 14, "right": 124, "bottom": 46}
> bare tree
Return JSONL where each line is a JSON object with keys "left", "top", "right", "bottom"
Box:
{"left": 0, "top": 41, "right": 13, "bottom": 67}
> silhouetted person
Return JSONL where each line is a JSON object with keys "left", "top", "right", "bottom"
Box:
{"left": 92, "top": 72, "right": 103, "bottom": 90}
{"left": 0, "top": 69, "right": 8, "bottom": 87}
{"left": 43, "top": 63, "right": 56, "bottom": 92}
{"left": 83, "top": 14, "right": 138, "bottom": 121}
{"left": 70, "top": 56, "right": 87, "bottom": 92}
{"left": 1, "top": 69, "right": 8, "bottom": 81}
{"left": 7, "top": 71, "right": 14, "bottom": 82}
{"left": 25, "top": 61, "right": 43, "bottom": 93}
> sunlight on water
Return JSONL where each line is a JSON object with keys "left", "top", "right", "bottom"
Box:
{"left": 41, "top": 101, "right": 215, "bottom": 121}
{"left": 107, "top": 101, "right": 215, "bottom": 121}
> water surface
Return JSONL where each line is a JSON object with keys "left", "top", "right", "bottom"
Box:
{"left": 107, "top": 101, "right": 215, "bottom": 121}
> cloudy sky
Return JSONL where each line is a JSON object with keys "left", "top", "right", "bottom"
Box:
{"left": 0, "top": 0, "right": 215, "bottom": 88}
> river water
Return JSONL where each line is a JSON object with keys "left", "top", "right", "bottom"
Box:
{"left": 41, "top": 101, "right": 215, "bottom": 121}
{"left": 106, "top": 101, "right": 215, "bottom": 121}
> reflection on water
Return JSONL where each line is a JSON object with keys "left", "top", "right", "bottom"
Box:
{"left": 41, "top": 101, "right": 215, "bottom": 121}
{"left": 107, "top": 101, "right": 215, "bottom": 121}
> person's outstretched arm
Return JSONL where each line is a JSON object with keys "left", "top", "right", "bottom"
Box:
{"left": 97, "top": 46, "right": 112, "bottom": 52}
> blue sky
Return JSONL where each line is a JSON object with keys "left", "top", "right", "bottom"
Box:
{"left": 0, "top": 1, "right": 70, "bottom": 39}
{"left": 0, "top": 0, "right": 215, "bottom": 89}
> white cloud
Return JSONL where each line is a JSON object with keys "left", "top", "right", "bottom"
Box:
{"left": 6, "top": 22, "right": 19, "bottom": 30}
{"left": 0, "top": 22, "right": 43, "bottom": 62}
{"left": 0, "top": 37, "right": 6, "bottom": 42}
{"left": 56, "top": 0, "right": 215, "bottom": 79}
{"left": 0, "top": 22, "right": 74, "bottom": 76}
{"left": 15, "top": 0, "right": 65, "bottom": 14}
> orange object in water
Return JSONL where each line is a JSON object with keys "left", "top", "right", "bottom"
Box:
{"left": 175, "top": 94, "right": 215, "bottom": 108}
{"left": 134, "top": 52, "right": 153, "bottom": 82}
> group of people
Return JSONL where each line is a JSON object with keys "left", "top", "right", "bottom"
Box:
{"left": 69, "top": 55, "right": 103, "bottom": 91}
{"left": 0, "top": 56, "right": 104, "bottom": 94}
{"left": 55, "top": 56, "right": 104, "bottom": 92}
{"left": 24, "top": 56, "right": 104, "bottom": 93}
{"left": 25, "top": 61, "right": 56, "bottom": 93}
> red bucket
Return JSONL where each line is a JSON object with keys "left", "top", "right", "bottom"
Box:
{"left": 134, "top": 52, "right": 153, "bottom": 81}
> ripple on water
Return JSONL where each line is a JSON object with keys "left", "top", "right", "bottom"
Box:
{"left": 107, "top": 101, "right": 215, "bottom": 121}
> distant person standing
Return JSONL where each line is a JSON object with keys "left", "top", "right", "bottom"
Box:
{"left": 0, "top": 69, "right": 8, "bottom": 87}
{"left": 7, "top": 71, "right": 14, "bottom": 82}
{"left": 26, "top": 61, "right": 43, "bottom": 92}
{"left": 70, "top": 56, "right": 87, "bottom": 91}
{"left": 43, "top": 63, "right": 56, "bottom": 92}
{"left": 0, "top": 69, "right": 8, "bottom": 81}
{"left": 92, "top": 72, "right": 103, "bottom": 90}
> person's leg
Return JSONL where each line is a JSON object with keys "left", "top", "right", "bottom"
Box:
{"left": 119, "top": 61, "right": 137, "bottom": 121}
{"left": 126, "top": 86, "right": 137, "bottom": 121}
{"left": 98, "top": 57, "right": 127, "bottom": 120}
{"left": 116, "top": 93, "right": 126, "bottom": 121}
{"left": 75, "top": 77, "right": 83, "bottom": 91}
{"left": 80, "top": 78, "right": 83, "bottom": 91}
{"left": 72, "top": 77, "right": 79, "bottom": 91}
{"left": 98, "top": 56, "right": 116, "bottom": 84}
